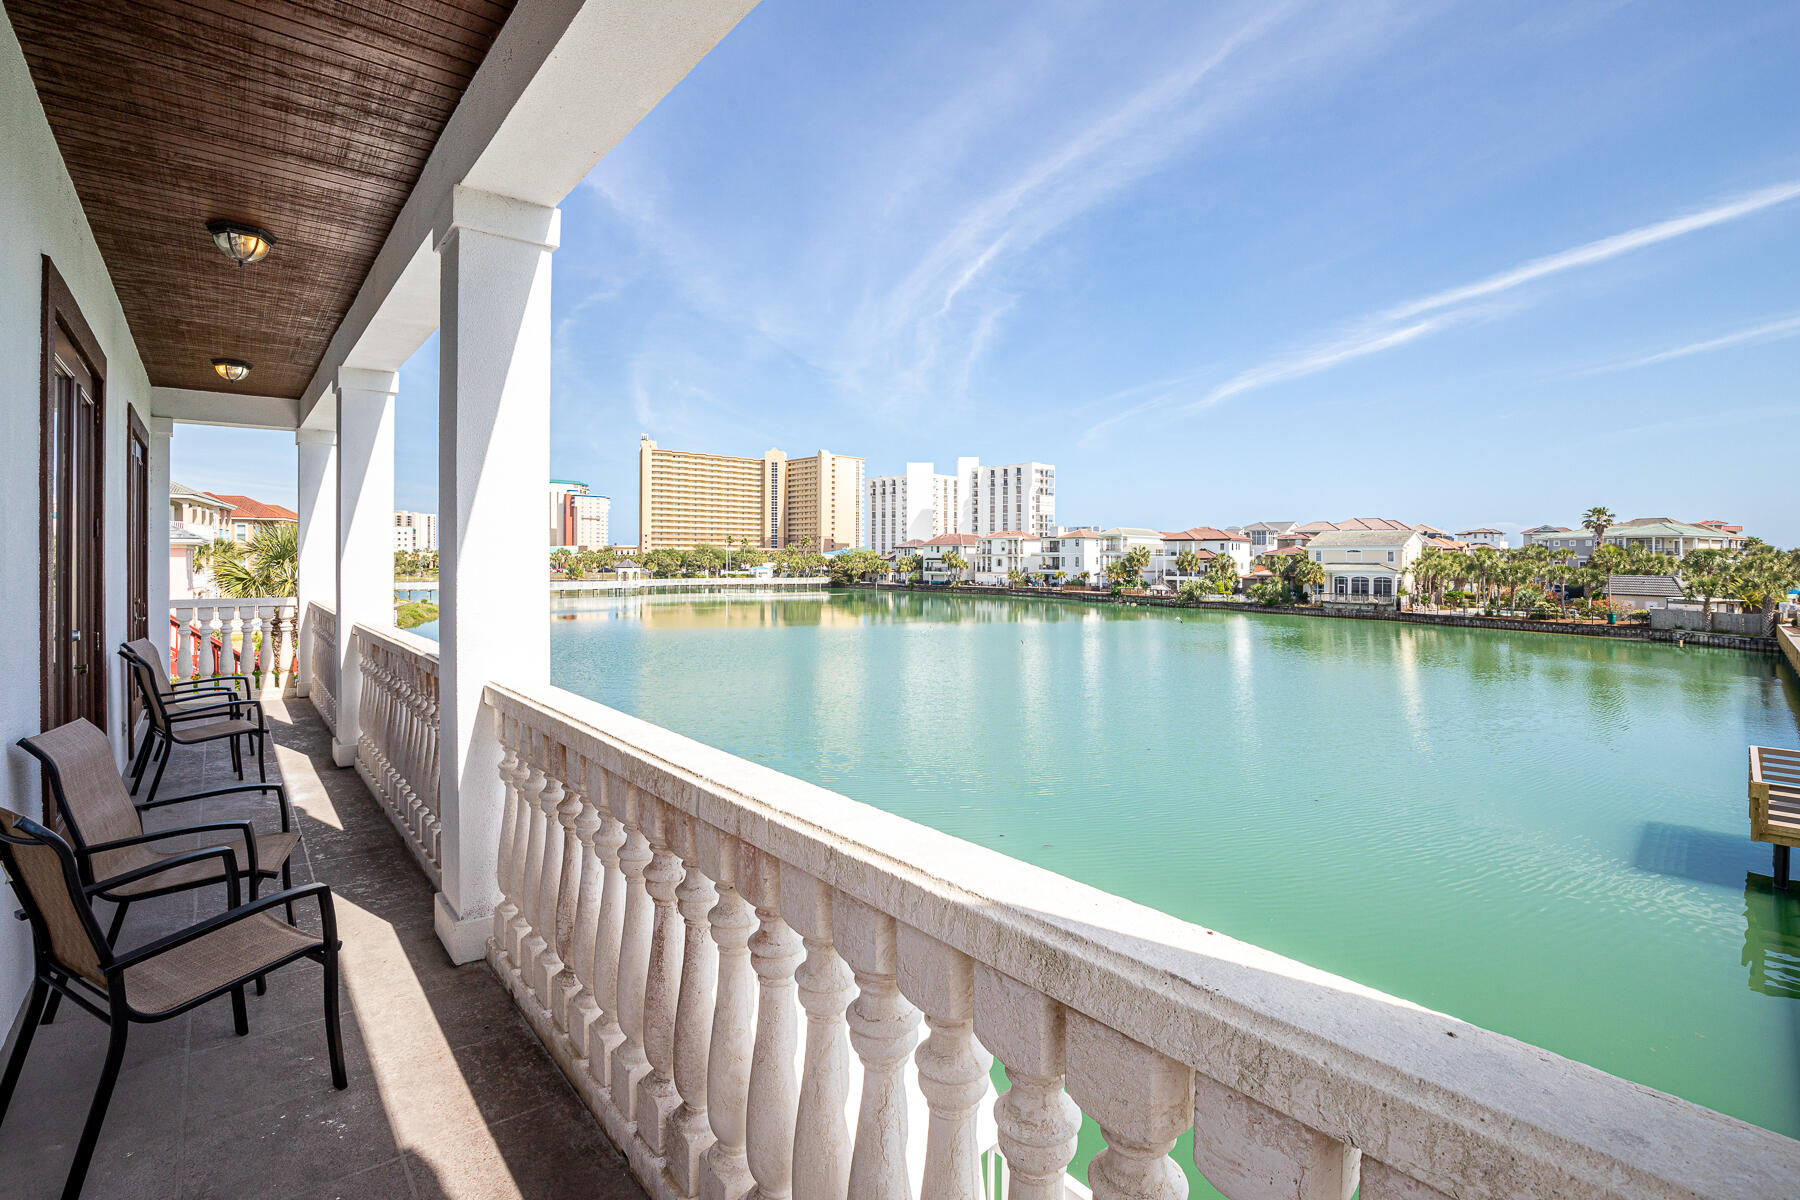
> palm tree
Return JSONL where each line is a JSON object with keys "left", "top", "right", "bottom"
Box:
{"left": 942, "top": 550, "right": 968, "bottom": 586}
{"left": 1206, "top": 554, "right": 1238, "bottom": 595}
{"left": 1280, "top": 555, "right": 1325, "bottom": 603}
{"left": 207, "top": 522, "right": 300, "bottom": 681}
{"left": 1174, "top": 549, "right": 1200, "bottom": 580}
{"left": 1581, "top": 506, "right": 1616, "bottom": 554}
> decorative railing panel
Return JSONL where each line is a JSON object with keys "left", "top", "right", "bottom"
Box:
{"left": 169, "top": 597, "right": 299, "bottom": 696}
{"left": 483, "top": 681, "right": 1800, "bottom": 1200}
{"left": 353, "top": 623, "right": 442, "bottom": 885}
{"left": 308, "top": 602, "right": 338, "bottom": 730}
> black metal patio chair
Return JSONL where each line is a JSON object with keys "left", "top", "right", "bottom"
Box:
{"left": 17, "top": 719, "right": 299, "bottom": 944}
{"left": 119, "top": 644, "right": 269, "bottom": 806}
{"left": 122, "top": 637, "right": 252, "bottom": 791}
{"left": 0, "top": 808, "right": 345, "bottom": 1200}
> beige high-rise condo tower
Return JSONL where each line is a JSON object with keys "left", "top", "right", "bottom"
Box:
{"left": 638, "top": 437, "right": 865, "bottom": 551}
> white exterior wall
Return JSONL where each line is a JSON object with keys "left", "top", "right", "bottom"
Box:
{"left": 568, "top": 492, "right": 609, "bottom": 547}
{"left": 868, "top": 461, "right": 958, "bottom": 554}
{"left": 968, "top": 461, "right": 1056, "bottom": 537}
{"left": 0, "top": 19, "right": 158, "bottom": 1017}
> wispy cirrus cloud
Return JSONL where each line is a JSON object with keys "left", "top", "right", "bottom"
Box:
{"left": 1567, "top": 310, "right": 1800, "bottom": 376}
{"left": 582, "top": 0, "right": 1422, "bottom": 425}
{"left": 1083, "top": 177, "right": 1800, "bottom": 441}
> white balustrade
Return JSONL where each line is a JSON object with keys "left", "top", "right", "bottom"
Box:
{"left": 307, "top": 602, "right": 337, "bottom": 729}
{"left": 169, "top": 596, "right": 299, "bottom": 696}
{"left": 350, "top": 621, "right": 442, "bottom": 885}
{"left": 481, "top": 681, "right": 1800, "bottom": 1200}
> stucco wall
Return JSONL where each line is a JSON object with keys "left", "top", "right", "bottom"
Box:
{"left": 0, "top": 15, "right": 155, "bottom": 1016}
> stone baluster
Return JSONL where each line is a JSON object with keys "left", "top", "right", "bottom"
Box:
{"left": 667, "top": 813, "right": 719, "bottom": 1196}
{"left": 1065, "top": 1011, "right": 1193, "bottom": 1200}
{"left": 503, "top": 731, "right": 538, "bottom": 966}
{"left": 609, "top": 784, "right": 655, "bottom": 1118}
{"left": 972, "top": 966, "right": 1079, "bottom": 1200}
{"left": 636, "top": 798, "right": 689, "bottom": 1157}
{"left": 491, "top": 715, "right": 524, "bottom": 959}
{"left": 741, "top": 845, "right": 802, "bottom": 1200}
{"left": 649, "top": 843, "right": 710, "bottom": 1190}
{"left": 510, "top": 739, "right": 549, "bottom": 972}
{"left": 587, "top": 770, "right": 629, "bottom": 1092}
{"left": 782, "top": 868, "right": 855, "bottom": 1200}
{"left": 526, "top": 751, "right": 570, "bottom": 1006}
{"left": 699, "top": 827, "right": 755, "bottom": 1200}
{"left": 1190, "top": 1073, "right": 1359, "bottom": 1200}
{"left": 548, "top": 752, "right": 589, "bottom": 1031}
{"left": 898, "top": 926, "right": 991, "bottom": 1200}
{"left": 837, "top": 894, "right": 921, "bottom": 1200}
{"left": 566, "top": 760, "right": 606, "bottom": 1064}
{"left": 1358, "top": 1160, "right": 1450, "bottom": 1200}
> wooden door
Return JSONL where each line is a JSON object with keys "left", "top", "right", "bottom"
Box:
{"left": 125, "top": 407, "right": 149, "bottom": 743}
{"left": 41, "top": 258, "right": 107, "bottom": 734}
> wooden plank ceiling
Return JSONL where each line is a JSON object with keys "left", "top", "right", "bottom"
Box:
{"left": 9, "top": 0, "right": 516, "bottom": 399}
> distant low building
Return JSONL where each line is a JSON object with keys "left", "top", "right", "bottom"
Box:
{"left": 208, "top": 492, "right": 297, "bottom": 543}
{"left": 1525, "top": 518, "right": 1744, "bottom": 565}
{"left": 1236, "top": 520, "right": 1298, "bottom": 554}
{"left": 394, "top": 509, "right": 438, "bottom": 553}
{"left": 1157, "top": 526, "right": 1252, "bottom": 581}
{"left": 916, "top": 533, "right": 981, "bottom": 584}
{"left": 1607, "top": 574, "right": 1684, "bottom": 611}
{"left": 974, "top": 532, "right": 1041, "bottom": 584}
{"left": 1456, "top": 528, "right": 1508, "bottom": 549}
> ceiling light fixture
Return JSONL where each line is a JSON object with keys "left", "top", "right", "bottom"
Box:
{"left": 206, "top": 219, "right": 276, "bottom": 266}
{"left": 212, "top": 358, "right": 253, "bottom": 382}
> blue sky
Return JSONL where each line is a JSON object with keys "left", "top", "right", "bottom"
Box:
{"left": 176, "top": 1, "right": 1800, "bottom": 545}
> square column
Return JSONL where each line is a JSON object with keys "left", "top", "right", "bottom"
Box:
{"left": 334, "top": 369, "right": 398, "bottom": 767}
{"left": 296, "top": 428, "right": 338, "bottom": 697}
{"left": 147, "top": 418, "right": 173, "bottom": 659}
{"left": 434, "top": 185, "right": 559, "bottom": 962}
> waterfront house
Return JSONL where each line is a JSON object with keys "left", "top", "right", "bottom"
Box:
{"left": 209, "top": 492, "right": 300, "bottom": 544}
{"left": 1602, "top": 573, "right": 1748, "bottom": 613}
{"left": 1307, "top": 528, "right": 1427, "bottom": 602}
{"left": 4, "top": 3, "right": 1796, "bottom": 1197}
{"left": 917, "top": 532, "right": 982, "bottom": 583}
{"left": 1036, "top": 528, "right": 1102, "bottom": 583}
{"left": 1236, "top": 520, "right": 1299, "bottom": 554}
{"left": 1457, "top": 528, "right": 1509, "bottom": 549}
{"left": 1526, "top": 518, "right": 1744, "bottom": 565}
{"left": 1157, "top": 527, "right": 1253, "bottom": 583}
{"left": 975, "top": 531, "right": 1041, "bottom": 584}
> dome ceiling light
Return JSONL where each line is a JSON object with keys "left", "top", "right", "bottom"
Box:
{"left": 212, "top": 358, "right": 253, "bottom": 382}
{"left": 206, "top": 219, "right": 276, "bottom": 266}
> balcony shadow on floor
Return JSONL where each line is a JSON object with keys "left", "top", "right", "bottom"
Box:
{"left": 0, "top": 697, "right": 644, "bottom": 1200}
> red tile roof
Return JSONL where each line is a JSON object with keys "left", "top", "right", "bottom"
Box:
{"left": 983, "top": 530, "right": 1034, "bottom": 539}
{"left": 1161, "top": 526, "right": 1249, "bottom": 542}
{"left": 920, "top": 533, "right": 981, "bottom": 548}
{"left": 206, "top": 493, "right": 297, "bottom": 521}
{"left": 1051, "top": 529, "right": 1100, "bottom": 540}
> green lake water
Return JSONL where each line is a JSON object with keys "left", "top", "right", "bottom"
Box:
{"left": 459, "top": 589, "right": 1800, "bottom": 1174}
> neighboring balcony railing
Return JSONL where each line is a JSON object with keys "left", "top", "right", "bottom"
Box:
{"left": 479, "top": 681, "right": 1800, "bottom": 1200}
{"left": 308, "top": 602, "right": 338, "bottom": 730}
{"left": 353, "top": 622, "right": 442, "bottom": 884}
{"left": 169, "top": 597, "right": 299, "bottom": 695}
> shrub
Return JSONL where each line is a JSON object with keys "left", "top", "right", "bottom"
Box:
{"left": 1177, "top": 580, "right": 1207, "bottom": 608}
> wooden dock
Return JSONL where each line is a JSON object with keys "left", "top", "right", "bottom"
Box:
{"left": 1750, "top": 744, "right": 1800, "bottom": 887}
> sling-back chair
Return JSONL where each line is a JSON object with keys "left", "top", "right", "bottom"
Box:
{"left": 0, "top": 809, "right": 344, "bottom": 1200}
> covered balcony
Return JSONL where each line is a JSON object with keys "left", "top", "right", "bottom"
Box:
{"left": 3, "top": 3, "right": 1798, "bottom": 1198}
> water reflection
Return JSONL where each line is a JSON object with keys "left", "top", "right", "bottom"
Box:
{"left": 1745, "top": 875, "right": 1800, "bottom": 999}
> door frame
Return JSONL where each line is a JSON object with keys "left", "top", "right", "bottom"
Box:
{"left": 40, "top": 255, "right": 108, "bottom": 732}
{"left": 126, "top": 405, "right": 150, "bottom": 746}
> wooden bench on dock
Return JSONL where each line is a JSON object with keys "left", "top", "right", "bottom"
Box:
{"left": 1750, "top": 745, "right": 1800, "bottom": 888}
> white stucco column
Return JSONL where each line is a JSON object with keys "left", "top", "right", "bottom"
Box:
{"left": 433, "top": 185, "right": 558, "bottom": 963}
{"left": 147, "top": 417, "right": 173, "bottom": 658}
{"left": 333, "top": 369, "right": 397, "bottom": 767}
{"left": 296, "top": 428, "right": 339, "bottom": 697}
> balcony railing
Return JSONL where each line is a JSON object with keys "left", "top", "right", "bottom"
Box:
{"left": 169, "top": 597, "right": 300, "bottom": 695}
{"left": 308, "top": 602, "right": 338, "bottom": 730}
{"left": 458, "top": 681, "right": 1798, "bottom": 1200}
{"left": 352, "top": 621, "right": 443, "bottom": 885}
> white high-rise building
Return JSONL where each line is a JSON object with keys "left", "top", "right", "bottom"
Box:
{"left": 963, "top": 460, "right": 1056, "bottom": 537}
{"left": 393, "top": 510, "right": 438, "bottom": 553}
{"left": 867, "top": 462, "right": 959, "bottom": 554}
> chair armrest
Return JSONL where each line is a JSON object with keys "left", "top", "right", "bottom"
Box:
{"left": 139, "top": 783, "right": 292, "bottom": 832}
{"left": 87, "top": 846, "right": 243, "bottom": 914}
{"left": 165, "top": 698, "right": 263, "bottom": 726}
{"left": 86, "top": 821, "right": 260, "bottom": 882}
{"left": 172, "top": 674, "right": 252, "bottom": 696}
{"left": 159, "top": 686, "right": 239, "bottom": 704}
{"left": 110, "top": 883, "right": 333, "bottom": 971}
